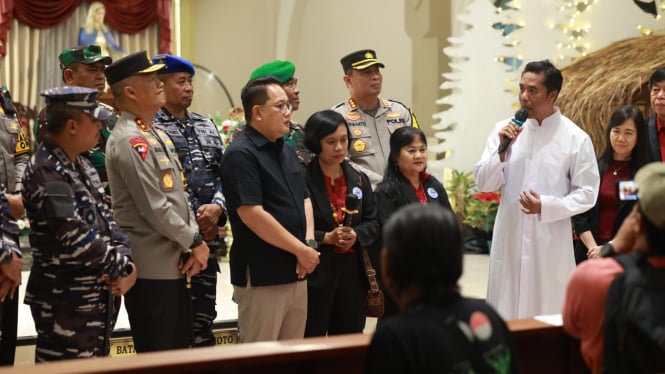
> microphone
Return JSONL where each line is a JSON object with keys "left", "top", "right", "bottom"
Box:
{"left": 498, "top": 108, "right": 528, "bottom": 154}
{"left": 342, "top": 194, "right": 360, "bottom": 227}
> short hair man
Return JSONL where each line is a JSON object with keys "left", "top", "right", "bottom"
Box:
{"left": 22, "top": 86, "right": 136, "bottom": 362}
{"left": 35, "top": 45, "right": 116, "bottom": 193}
{"left": 366, "top": 204, "right": 518, "bottom": 373}
{"left": 220, "top": 76, "right": 320, "bottom": 342}
{"left": 104, "top": 51, "right": 209, "bottom": 352}
{"left": 233, "top": 60, "right": 313, "bottom": 168}
{"left": 474, "top": 60, "right": 599, "bottom": 319}
{"left": 563, "top": 162, "right": 665, "bottom": 373}
{"left": 646, "top": 66, "right": 665, "bottom": 162}
{"left": 152, "top": 54, "right": 226, "bottom": 347}
{"left": 332, "top": 49, "right": 419, "bottom": 188}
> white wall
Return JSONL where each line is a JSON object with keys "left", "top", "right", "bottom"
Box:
{"left": 185, "top": 0, "right": 412, "bottom": 125}
{"left": 183, "top": 0, "right": 665, "bottom": 173}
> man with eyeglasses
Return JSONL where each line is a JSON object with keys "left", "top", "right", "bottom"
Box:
{"left": 151, "top": 54, "right": 226, "bottom": 347}
{"left": 221, "top": 76, "right": 320, "bottom": 343}
{"left": 234, "top": 60, "right": 313, "bottom": 170}
{"left": 333, "top": 49, "right": 419, "bottom": 189}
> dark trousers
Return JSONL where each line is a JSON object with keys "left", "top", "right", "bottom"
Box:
{"left": 0, "top": 295, "right": 18, "bottom": 365}
{"left": 304, "top": 253, "right": 366, "bottom": 337}
{"left": 124, "top": 278, "right": 192, "bottom": 353}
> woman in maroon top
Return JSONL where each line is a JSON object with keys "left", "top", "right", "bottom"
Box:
{"left": 302, "top": 110, "right": 380, "bottom": 337}
{"left": 573, "top": 104, "right": 649, "bottom": 263}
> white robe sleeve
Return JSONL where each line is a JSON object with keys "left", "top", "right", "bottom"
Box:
{"left": 540, "top": 136, "right": 599, "bottom": 223}
{"left": 473, "top": 123, "right": 506, "bottom": 192}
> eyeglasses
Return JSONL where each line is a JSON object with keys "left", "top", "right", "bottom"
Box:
{"left": 261, "top": 102, "right": 292, "bottom": 114}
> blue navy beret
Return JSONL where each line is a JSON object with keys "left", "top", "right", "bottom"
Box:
{"left": 152, "top": 54, "right": 195, "bottom": 77}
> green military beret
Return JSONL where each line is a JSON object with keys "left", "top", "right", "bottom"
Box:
{"left": 249, "top": 60, "right": 296, "bottom": 84}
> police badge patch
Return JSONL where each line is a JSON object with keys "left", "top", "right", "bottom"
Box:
{"left": 129, "top": 137, "right": 149, "bottom": 161}
{"left": 162, "top": 170, "right": 175, "bottom": 190}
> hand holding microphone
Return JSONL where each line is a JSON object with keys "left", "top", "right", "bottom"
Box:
{"left": 336, "top": 194, "right": 360, "bottom": 250}
{"left": 498, "top": 108, "right": 528, "bottom": 154}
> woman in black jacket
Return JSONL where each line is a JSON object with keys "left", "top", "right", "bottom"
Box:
{"left": 374, "top": 126, "right": 452, "bottom": 318}
{"left": 572, "top": 104, "right": 650, "bottom": 263}
{"left": 303, "top": 110, "right": 380, "bottom": 336}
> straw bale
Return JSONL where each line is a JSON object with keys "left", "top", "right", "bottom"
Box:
{"left": 558, "top": 33, "right": 665, "bottom": 155}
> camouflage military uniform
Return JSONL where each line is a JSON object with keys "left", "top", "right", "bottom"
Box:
{"left": 332, "top": 98, "right": 418, "bottom": 188}
{"left": 23, "top": 139, "right": 132, "bottom": 362}
{"left": 232, "top": 120, "right": 313, "bottom": 170}
{"left": 154, "top": 108, "right": 225, "bottom": 347}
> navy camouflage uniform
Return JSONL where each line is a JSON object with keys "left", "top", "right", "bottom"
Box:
{"left": 23, "top": 88, "right": 132, "bottom": 362}
{"left": 154, "top": 107, "right": 225, "bottom": 347}
{"left": 23, "top": 140, "right": 132, "bottom": 361}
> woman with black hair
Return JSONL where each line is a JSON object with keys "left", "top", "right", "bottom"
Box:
{"left": 374, "top": 126, "right": 452, "bottom": 317}
{"left": 366, "top": 204, "right": 518, "bottom": 373}
{"left": 303, "top": 110, "right": 380, "bottom": 337}
{"left": 572, "top": 104, "right": 650, "bottom": 263}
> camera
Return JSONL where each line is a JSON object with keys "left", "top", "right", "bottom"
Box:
{"left": 617, "top": 180, "right": 638, "bottom": 201}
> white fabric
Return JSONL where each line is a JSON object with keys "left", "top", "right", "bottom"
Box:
{"left": 473, "top": 108, "right": 599, "bottom": 319}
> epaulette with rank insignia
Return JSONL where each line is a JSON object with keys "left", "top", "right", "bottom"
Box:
{"left": 387, "top": 99, "right": 419, "bottom": 129}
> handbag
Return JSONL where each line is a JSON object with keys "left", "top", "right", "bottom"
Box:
{"left": 361, "top": 248, "right": 384, "bottom": 318}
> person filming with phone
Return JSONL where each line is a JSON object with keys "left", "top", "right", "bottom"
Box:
{"left": 572, "top": 105, "right": 650, "bottom": 263}
{"left": 563, "top": 161, "right": 665, "bottom": 373}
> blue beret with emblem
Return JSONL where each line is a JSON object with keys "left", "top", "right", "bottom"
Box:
{"left": 152, "top": 54, "right": 195, "bottom": 77}
{"left": 40, "top": 86, "right": 112, "bottom": 122}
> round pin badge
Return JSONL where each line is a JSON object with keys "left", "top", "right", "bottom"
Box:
{"left": 427, "top": 187, "right": 438, "bottom": 199}
{"left": 352, "top": 186, "right": 363, "bottom": 200}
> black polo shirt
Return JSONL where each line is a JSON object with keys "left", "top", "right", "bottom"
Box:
{"left": 221, "top": 125, "right": 308, "bottom": 287}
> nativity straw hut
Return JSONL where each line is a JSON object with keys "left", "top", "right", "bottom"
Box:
{"left": 557, "top": 33, "right": 665, "bottom": 155}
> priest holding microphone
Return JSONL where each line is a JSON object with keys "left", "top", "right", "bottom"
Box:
{"left": 473, "top": 60, "right": 599, "bottom": 319}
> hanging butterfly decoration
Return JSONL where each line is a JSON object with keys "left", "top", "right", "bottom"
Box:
{"left": 632, "top": 0, "right": 658, "bottom": 17}
{"left": 492, "top": 22, "right": 523, "bottom": 37}
{"left": 492, "top": 0, "right": 519, "bottom": 11}
{"left": 495, "top": 56, "right": 523, "bottom": 72}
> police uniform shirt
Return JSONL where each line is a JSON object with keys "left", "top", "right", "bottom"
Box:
{"left": 22, "top": 139, "right": 131, "bottom": 310}
{"left": 106, "top": 111, "right": 197, "bottom": 280}
{"left": 0, "top": 110, "right": 29, "bottom": 192}
{"left": 220, "top": 125, "right": 308, "bottom": 287}
{"left": 332, "top": 98, "right": 416, "bottom": 187}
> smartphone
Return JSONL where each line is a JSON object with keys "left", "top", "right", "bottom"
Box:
{"left": 617, "top": 180, "right": 638, "bottom": 201}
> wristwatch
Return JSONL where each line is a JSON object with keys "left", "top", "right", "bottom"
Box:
{"left": 600, "top": 242, "right": 616, "bottom": 258}
{"left": 306, "top": 239, "right": 318, "bottom": 250}
{"left": 190, "top": 232, "right": 204, "bottom": 249}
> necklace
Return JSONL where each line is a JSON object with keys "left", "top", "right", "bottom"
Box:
{"left": 611, "top": 160, "right": 629, "bottom": 176}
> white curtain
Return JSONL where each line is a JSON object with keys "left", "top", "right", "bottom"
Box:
{"left": 0, "top": 3, "right": 158, "bottom": 112}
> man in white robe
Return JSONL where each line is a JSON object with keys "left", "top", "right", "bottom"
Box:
{"left": 474, "top": 60, "right": 599, "bottom": 319}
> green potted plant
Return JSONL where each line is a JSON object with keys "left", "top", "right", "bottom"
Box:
{"left": 445, "top": 169, "right": 500, "bottom": 254}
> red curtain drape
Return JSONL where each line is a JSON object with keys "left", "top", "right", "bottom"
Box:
{"left": 0, "top": 0, "right": 171, "bottom": 57}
